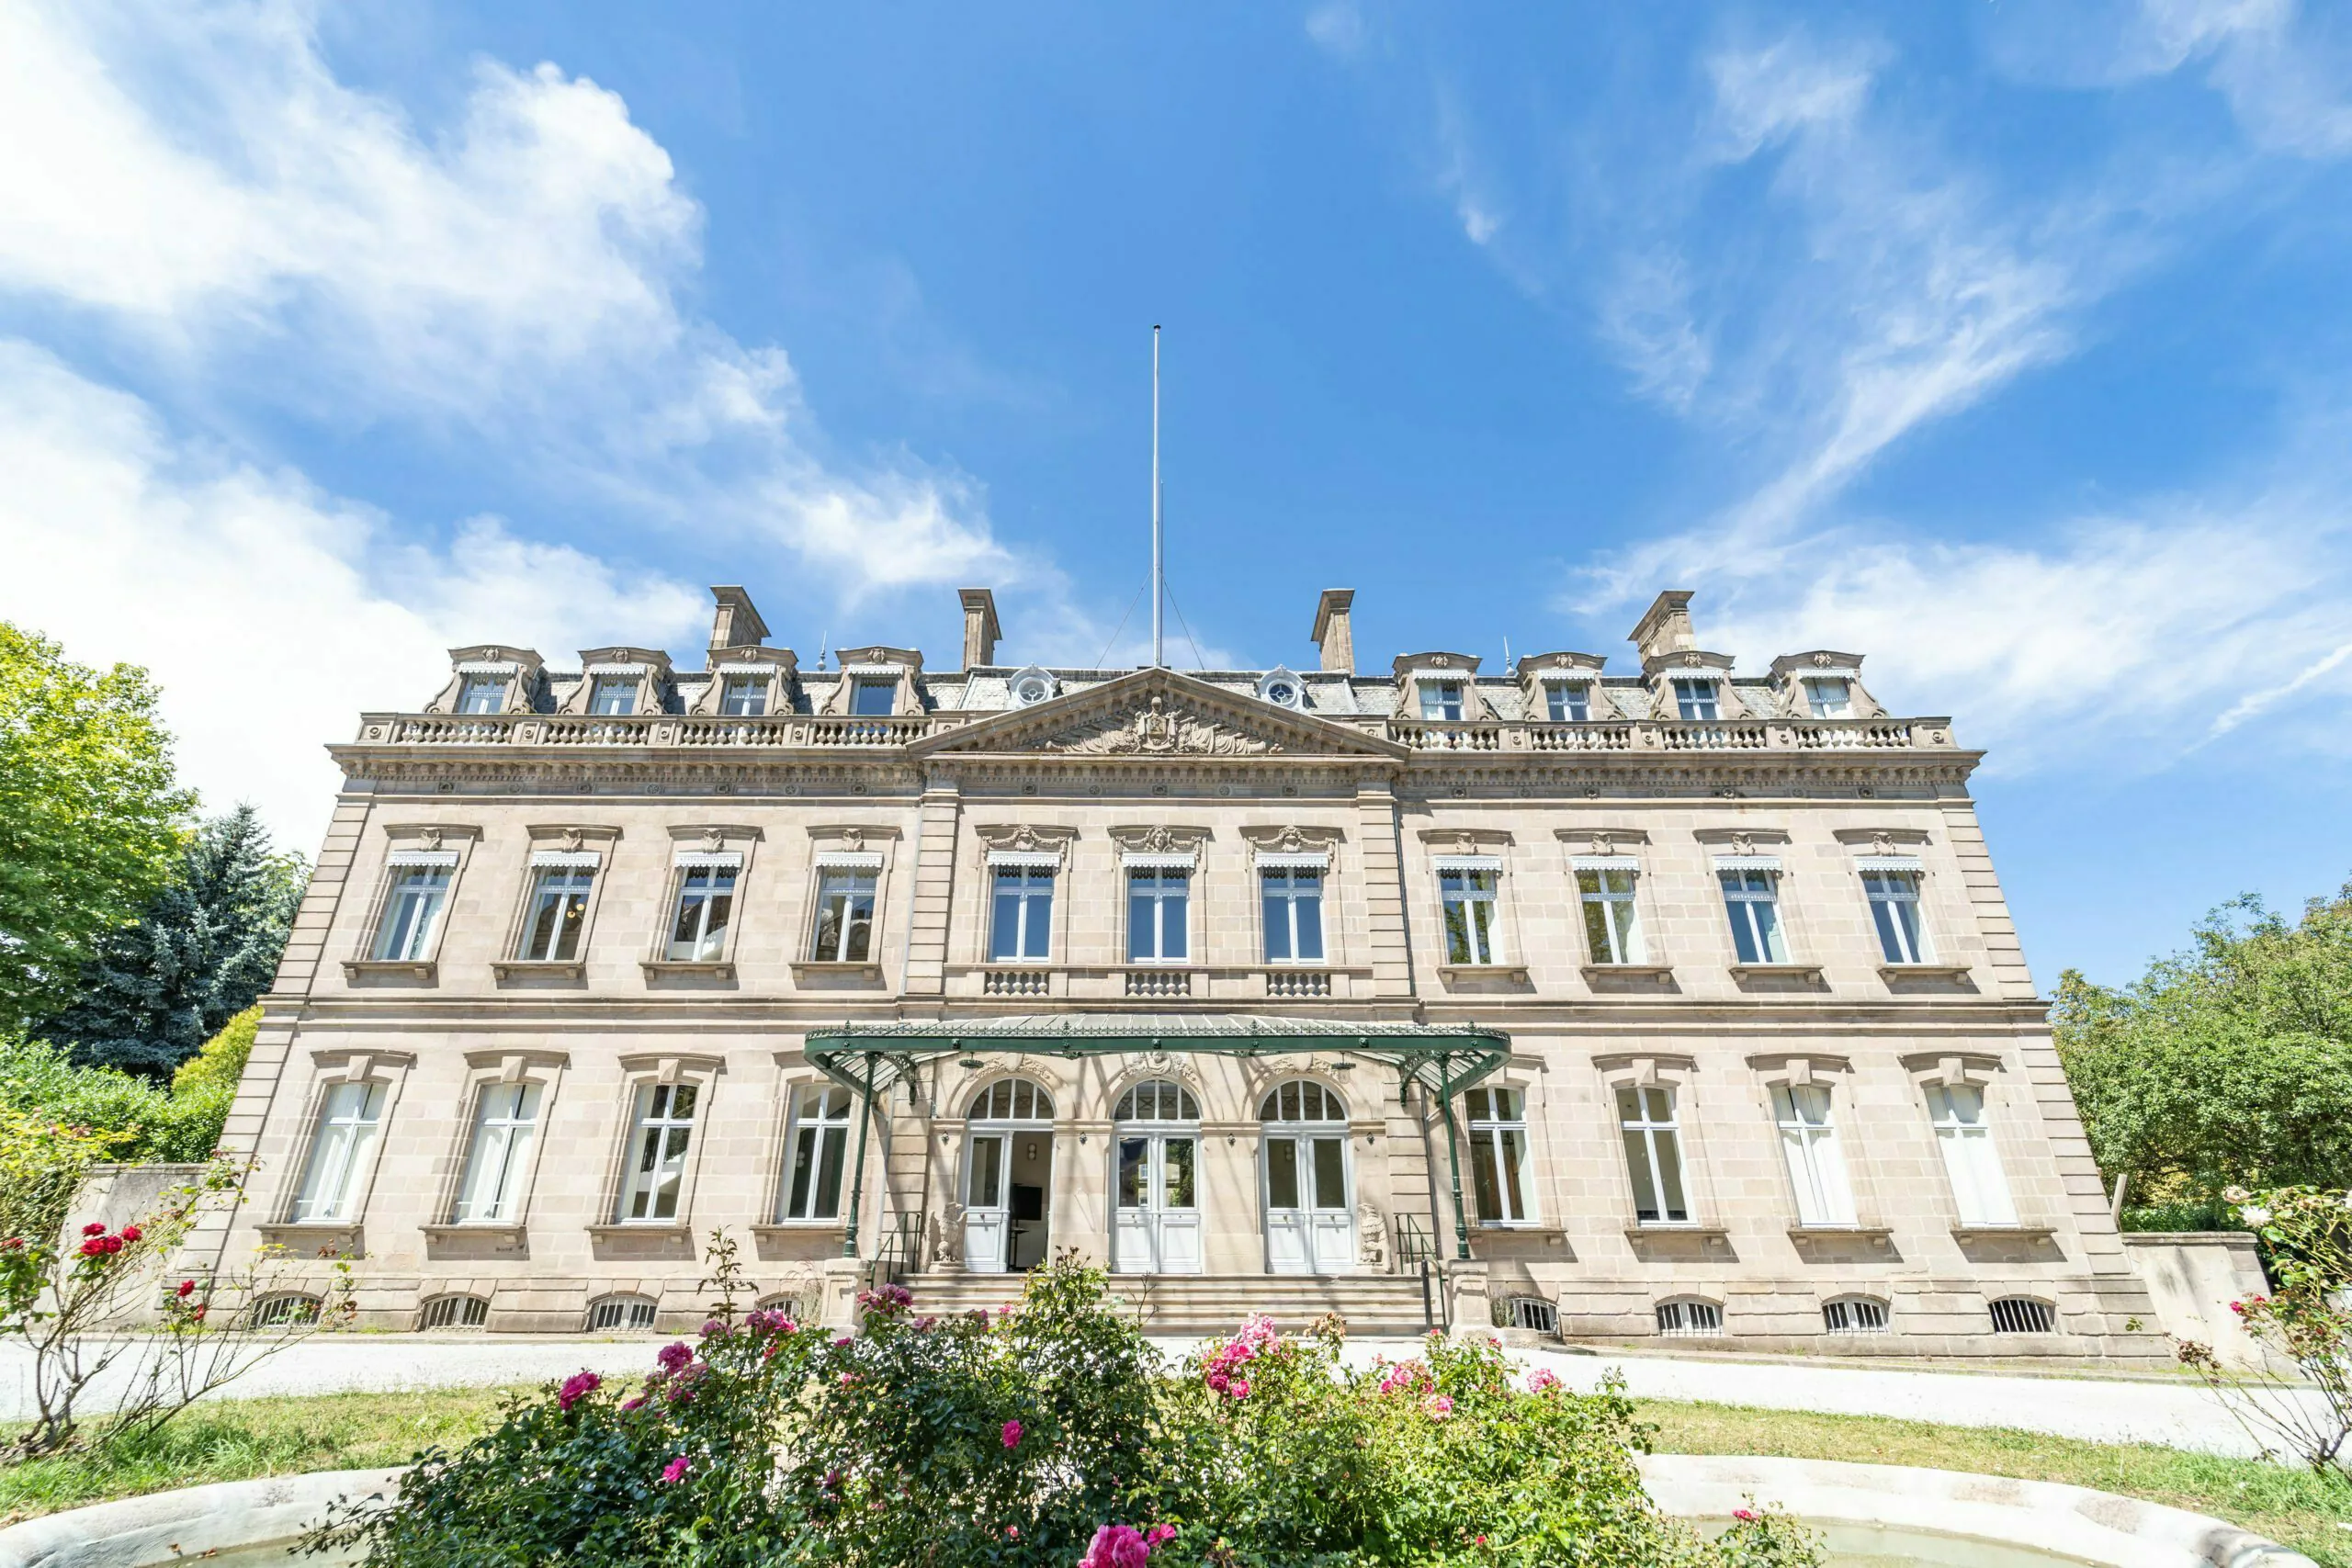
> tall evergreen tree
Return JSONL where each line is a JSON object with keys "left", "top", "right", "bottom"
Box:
{"left": 37, "top": 807, "right": 306, "bottom": 1077}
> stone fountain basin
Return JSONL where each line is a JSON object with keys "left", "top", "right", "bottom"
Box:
{"left": 0, "top": 1458, "right": 2320, "bottom": 1567}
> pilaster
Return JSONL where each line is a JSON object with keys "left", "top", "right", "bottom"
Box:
{"left": 901, "top": 773, "right": 965, "bottom": 995}
{"left": 1354, "top": 774, "right": 1414, "bottom": 997}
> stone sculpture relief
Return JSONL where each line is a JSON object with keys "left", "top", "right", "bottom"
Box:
{"left": 1045, "top": 695, "right": 1279, "bottom": 757}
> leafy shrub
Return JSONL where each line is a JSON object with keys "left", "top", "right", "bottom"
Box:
{"left": 0, "top": 1010, "right": 252, "bottom": 1166}
{"left": 319, "top": 1254, "right": 1815, "bottom": 1567}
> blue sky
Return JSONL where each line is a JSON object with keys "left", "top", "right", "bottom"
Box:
{"left": 4, "top": 1, "right": 2351, "bottom": 985}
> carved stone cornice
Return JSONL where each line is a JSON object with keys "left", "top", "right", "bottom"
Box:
{"left": 976, "top": 823, "right": 1080, "bottom": 852}
{"left": 1106, "top": 825, "right": 1211, "bottom": 854}
{"left": 1237, "top": 825, "right": 1344, "bottom": 852}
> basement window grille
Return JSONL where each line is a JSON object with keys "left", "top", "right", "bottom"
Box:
{"left": 588, "top": 1293, "right": 660, "bottom": 1332}
{"left": 1655, "top": 1298, "right": 1723, "bottom": 1337}
{"left": 420, "top": 1293, "right": 490, "bottom": 1331}
{"left": 1822, "top": 1297, "right": 1889, "bottom": 1335}
{"left": 1988, "top": 1297, "right": 2056, "bottom": 1335}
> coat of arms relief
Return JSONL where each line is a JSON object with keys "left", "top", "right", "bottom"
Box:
{"left": 1043, "top": 694, "right": 1279, "bottom": 757}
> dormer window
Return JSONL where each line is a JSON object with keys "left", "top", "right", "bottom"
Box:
{"left": 1544, "top": 682, "right": 1591, "bottom": 722}
{"left": 1257, "top": 665, "right": 1306, "bottom": 710}
{"left": 1671, "top": 678, "right": 1719, "bottom": 721}
{"left": 588, "top": 677, "right": 636, "bottom": 716}
{"left": 1419, "top": 682, "right": 1465, "bottom": 721}
{"left": 1008, "top": 667, "right": 1059, "bottom": 707}
{"left": 456, "top": 676, "right": 505, "bottom": 715}
{"left": 850, "top": 678, "right": 897, "bottom": 716}
{"left": 718, "top": 676, "right": 767, "bottom": 716}
{"left": 1803, "top": 677, "right": 1853, "bottom": 718}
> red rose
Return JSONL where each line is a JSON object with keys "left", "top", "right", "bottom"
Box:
{"left": 119, "top": 1225, "right": 141, "bottom": 1243}
{"left": 82, "top": 1223, "right": 106, "bottom": 1236}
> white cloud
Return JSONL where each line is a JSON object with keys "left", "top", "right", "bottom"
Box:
{"left": 1305, "top": 1, "right": 1369, "bottom": 61}
{"left": 0, "top": 340, "right": 705, "bottom": 849}
{"left": 0, "top": 0, "right": 1023, "bottom": 601}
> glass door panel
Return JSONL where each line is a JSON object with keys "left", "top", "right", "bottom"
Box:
{"left": 964, "top": 1134, "right": 1009, "bottom": 1273}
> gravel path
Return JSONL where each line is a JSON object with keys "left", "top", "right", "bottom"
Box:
{"left": 0, "top": 1335, "right": 2304, "bottom": 1461}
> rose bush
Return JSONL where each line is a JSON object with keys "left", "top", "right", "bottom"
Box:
{"left": 318, "top": 1253, "right": 1815, "bottom": 1567}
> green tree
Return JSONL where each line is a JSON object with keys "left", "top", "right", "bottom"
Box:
{"left": 2054, "top": 884, "right": 2352, "bottom": 1205}
{"left": 35, "top": 807, "right": 303, "bottom": 1078}
{"left": 0, "top": 624, "right": 193, "bottom": 1029}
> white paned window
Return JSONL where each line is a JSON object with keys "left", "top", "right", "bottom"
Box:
{"left": 1617, "top": 1085, "right": 1690, "bottom": 1224}
{"left": 1803, "top": 677, "right": 1854, "bottom": 717}
{"left": 519, "top": 865, "right": 594, "bottom": 962}
{"left": 1672, "top": 678, "right": 1720, "bottom": 720}
{"left": 781, "top": 1086, "right": 854, "bottom": 1221}
{"left": 668, "top": 865, "right": 737, "bottom": 961}
{"left": 1719, "top": 868, "right": 1788, "bottom": 964}
{"left": 1261, "top": 867, "right": 1326, "bottom": 963}
{"left": 1259, "top": 1080, "right": 1347, "bottom": 1122}
{"left": 290, "top": 1080, "right": 386, "bottom": 1223}
{"left": 989, "top": 866, "right": 1054, "bottom": 962}
{"left": 1115, "top": 1078, "right": 1201, "bottom": 1120}
{"left": 1865, "top": 870, "right": 1929, "bottom": 964}
{"left": 1545, "top": 682, "right": 1591, "bottom": 722}
{"left": 454, "top": 1080, "right": 543, "bottom": 1224}
{"left": 1439, "top": 866, "right": 1500, "bottom": 964}
{"left": 588, "top": 676, "right": 637, "bottom": 716}
{"left": 456, "top": 676, "right": 505, "bottom": 714}
{"left": 1577, "top": 867, "right": 1643, "bottom": 964}
{"left": 1464, "top": 1087, "right": 1532, "bottom": 1224}
{"left": 811, "top": 869, "right": 877, "bottom": 963}
{"left": 1127, "top": 867, "right": 1190, "bottom": 963}
{"left": 718, "top": 676, "right": 767, "bottom": 716}
{"left": 1657, "top": 1298, "right": 1722, "bottom": 1336}
{"left": 850, "top": 678, "right": 897, "bottom": 716}
{"left": 1824, "top": 1297, "right": 1888, "bottom": 1335}
{"left": 1773, "top": 1083, "right": 1857, "bottom": 1226}
{"left": 620, "top": 1081, "right": 698, "bottom": 1223}
{"left": 1419, "top": 681, "right": 1465, "bottom": 721}
{"left": 373, "top": 865, "right": 450, "bottom": 961}
{"left": 970, "top": 1078, "right": 1056, "bottom": 1120}
{"left": 1928, "top": 1083, "right": 2018, "bottom": 1226}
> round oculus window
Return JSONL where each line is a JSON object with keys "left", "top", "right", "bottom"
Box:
{"left": 1012, "top": 677, "right": 1053, "bottom": 705}
{"left": 1264, "top": 682, "right": 1297, "bottom": 706}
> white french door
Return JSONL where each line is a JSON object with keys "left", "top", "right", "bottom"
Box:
{"left": 1262, "top": 1128, "right": 1354, "bottom": 1274}
{"left": 1112, "top": 1132, "right": 1201, "bottom": 1274}
{"left": 964, "top": 1133, "right": 1011, "bottom": 1274}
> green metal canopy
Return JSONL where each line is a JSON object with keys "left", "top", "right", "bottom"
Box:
{"left": 803, "top": 1012, "right": 1510, "bottom": 1265}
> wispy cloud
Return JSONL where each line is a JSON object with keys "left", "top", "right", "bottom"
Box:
{"left": 0, "top": 1, "right": 1026, "bottom": 603}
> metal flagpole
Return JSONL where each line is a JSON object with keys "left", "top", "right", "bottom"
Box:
{"left": 1151, "top": 325, "right": 1163, "bottom": 668}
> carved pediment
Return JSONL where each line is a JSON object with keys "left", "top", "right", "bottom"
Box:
{"left": 910, "top": 668, "right": 1407, "bottom": 761}
{"left": 1238, "top": 825, "right": 1343, "bottom": 852}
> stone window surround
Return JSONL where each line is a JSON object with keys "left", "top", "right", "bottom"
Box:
{"left": 1243, "top": 825, "right": 1346, "bottom": 970}
{"left": 646, "top": 826, "right": 765, "bottom": 975}
{"left": 494, "top": 826, "right": 623, "bottom": 979}
{"left": 970, "top": 826, "right": 1079, "bottom": 970}
{"left": 794, "top": 825, "right": 902, "bottom": 976}
{"left": 690, "top": 649, "right": 797, "bottom": 718}
{"left": 431, "top": 1049, "right": 571, "bottom": 1234}
{"left": 1556, "top": 828, "right": 1668, "bottom": 976}
{"left": 270, "top": 1047, "right": 417, "bottom": 1232}
{"left": 1895, "top": 1051, "right": 2040, "bottom": 1235}
{"left": 1830, "top": 828, "right": 1971, "bottom": 977}
{"left": 1743, "top": 1052, "right": 1877, "bottom": 1234}
{"left": 558, "top": 648, "right": 673, "bottom": 718}
{"left": 1591, "top": 1052, "right": 1713, "bottom": 1233}
{"left": 1419, "top": 829, "right": 1520, "bottom": 977}
{"left": 1690, "top": 828, "right": 1821, "bottom": 976}
{"left": 1112, "top": 827, "right": 1208, "bottom": 967}
{"left": 765, "top": 1061, "right": 859, "bottom": 1228}
{"left": 1459, "top": 1071, "right": 1544, "bottom": 1230}
{"left": 345, "top": 823, "right": 483, "bottom": 980}
{"left": 596, "top": 1053, "right": 727, "bottom": 1234}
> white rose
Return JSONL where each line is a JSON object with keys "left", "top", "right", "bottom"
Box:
{"left": 2240, "top": 1205, "right": 2272, "bottom": 1227}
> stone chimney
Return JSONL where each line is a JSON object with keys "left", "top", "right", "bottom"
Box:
{"left": 1628, "top": 591, "right": 1698, "bottom": 666}
{"left": 959, "top": 588, "right": 1002, "bottom": 670}
{"left": 708, "top": 586, "right": 770, "bottom": 653}
{"left": 1310, "top": 589, "right": 1356, "bottom": 674}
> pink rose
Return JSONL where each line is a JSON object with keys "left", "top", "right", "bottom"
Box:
{"left": 660, "top": 1454, "right": 690, "bottom": 1484}
{"left": 557, "top": 1371, "right": 601, "bottom": 1413}
{"left": 1424, "top": 1394, "right": 1454, "bottom": 1418}
{"left": 1733, "top": 1508, "right": 1758, "bottom": 1522}
{"left": 1526, "top": 1368, "right": 1560, "bottom": 1393}
{"left": 1001, "top": 1418, "right": 1023, "bottom": 1448}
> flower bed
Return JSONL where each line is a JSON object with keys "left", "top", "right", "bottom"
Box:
{"left": 312, "top": 1258, "right": 1816, "bottom": 1567}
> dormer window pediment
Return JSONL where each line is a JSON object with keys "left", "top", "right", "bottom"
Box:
{"left": 428, "top": 646, "right": 543, "bottom": 716}
{"left": 690, "top": 646, "right": 797, "bottom": 717}
{"left": 561, "top": 647, "right": 673, "bottom": 717}
{"left": 1257, "top": 665, "right": 1306, "bottom": 710}
{"left": 1768, "top": 650, "right": 1880, "bottom": 719}
{"left": 1008, "top": 666, "right": 1060, "bottom": 707}
{"left": 1390, "top": 652, "right": 1487, "bottom": 722}
{"left": 1515, "top": 651, "right": 1607, "bottom": 721}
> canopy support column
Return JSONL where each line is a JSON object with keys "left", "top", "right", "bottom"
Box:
{"left": 1434, "top": 1054, "right": 1472, "bottom": 1262}
{"left": 843, "top": 1054, "right": 876, "bottom": 1259}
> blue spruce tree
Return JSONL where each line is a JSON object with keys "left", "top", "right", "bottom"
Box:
{"left": 39, "top": 806, "right": 305, "bottom": 1077}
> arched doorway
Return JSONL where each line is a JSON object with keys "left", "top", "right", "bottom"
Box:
{"left": 1260, "top": 1079, "right": 1354, "bottom": 1274}
{"left": 1111, "top": 1078, "right": 1202, "bottom": 1274}
{"left": 963, "top": 1077, "right": 1055, "bottom": 1273}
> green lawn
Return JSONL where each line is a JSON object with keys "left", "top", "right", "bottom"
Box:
{"left": 4, "top": 1386, "right": 2347, "bottom": 1566}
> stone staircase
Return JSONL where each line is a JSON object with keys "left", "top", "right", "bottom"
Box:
{"left": 898, "top": 1269, "right": 1441, "bottom": 1337}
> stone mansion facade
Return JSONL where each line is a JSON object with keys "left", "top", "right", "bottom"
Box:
{"left": 202, "top": 584, "right": 2160, "bottom": 1355}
